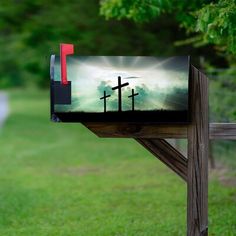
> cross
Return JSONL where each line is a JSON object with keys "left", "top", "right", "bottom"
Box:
{"left": 128, "top": 89, "right": 139, "bottom": 111}
{"left": 100, "top": 91, "right": 111, "bottom": 113}
{"left": 112, "top": 76, "right": 129, "bottom": 112}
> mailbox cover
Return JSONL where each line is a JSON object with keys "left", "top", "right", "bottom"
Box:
{"left": 50, "top": 55, "right": 190, "bottom": 123}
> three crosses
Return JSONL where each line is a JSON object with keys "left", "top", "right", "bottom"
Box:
{"left": 100, "top": 76, "right": 139, "bottom": 113}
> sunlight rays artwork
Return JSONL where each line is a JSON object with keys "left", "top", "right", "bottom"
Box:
{"left": 51, "top": 56, "right": 190, "bottom": 122}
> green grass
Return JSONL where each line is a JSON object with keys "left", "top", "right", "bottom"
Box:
{"left": 212, "top": 140, "right": 236, "bottom": 170}
{"left": 0, "top": 89, "right": 235, "bottom": 236}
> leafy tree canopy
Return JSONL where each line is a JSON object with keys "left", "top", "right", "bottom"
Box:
{"left": 1, "top": 0, "right": 202, "bottom": 88}
{"left": 100, "top": 0, "right": 236, "bottom": 57}
{"left": 0, "top": 0, "right": 234, "bottom": 89}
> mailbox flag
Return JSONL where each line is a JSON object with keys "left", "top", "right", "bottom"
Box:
{"left": 60, "top": 43, "right": 74, "bottom": 85}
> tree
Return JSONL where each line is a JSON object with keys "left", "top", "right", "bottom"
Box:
{"left": 1, "top": 0, "right": 205, "bottom": 88}
{"left": 100, "top": 0, "right": 236, "bottom": 58}
{"left": 0, "top": 0, "right": 234, "bottom": 89}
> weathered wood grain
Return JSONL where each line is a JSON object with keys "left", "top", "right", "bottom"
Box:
{"left": 84, "top": 122, "right": 188, "bottom": 138}
{"left": 83, "top": 122, "right": 236, "bottom": 139}
{"left": 187, "top": 66, "right": 209, "bottom": 236}
{"left": 210, "top": 123, "right": 236, "bottom": 140}
{"left": 136, "top": 138, "right": 187, "bottom": 181}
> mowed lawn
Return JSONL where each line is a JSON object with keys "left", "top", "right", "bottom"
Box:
{"left": 0, "top": 89, "right": 235, "bottom": 236}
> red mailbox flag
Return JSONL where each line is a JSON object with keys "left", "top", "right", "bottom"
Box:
{"left": 60, "top": 43, "right": 74, "bottom": 85}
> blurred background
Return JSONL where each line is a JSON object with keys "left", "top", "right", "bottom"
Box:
{"left": 0, "top": 0, "right": 235, "bottom": 235}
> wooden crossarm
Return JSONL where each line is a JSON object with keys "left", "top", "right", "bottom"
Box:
{"left": 136, "top": 138, "right": 187, "bottom": 181}
{"left": 210, "top": 123, "right": 236, "bottom": 140}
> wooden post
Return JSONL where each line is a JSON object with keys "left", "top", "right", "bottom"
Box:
{"left": 187, "top": 66, "right": 209, "bottom": 235}
{"left": 83, "top": 67, "right": 236, "bottom": 235}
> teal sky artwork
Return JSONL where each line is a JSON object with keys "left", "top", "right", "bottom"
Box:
{"left": 53, "top": 56, "right": 189, "bottom": 113}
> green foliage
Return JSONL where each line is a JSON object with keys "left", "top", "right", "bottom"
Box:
{"left": 1, "top": 0, "right": 235, "bottom": 92}
{"left": 100, "top": 0, "right": 171, "bottom": 22}
{"left": 100, "top": 0, "right": 205, "bottom": 23}
{"left": 194, "top": 0, "right": 236, "bottom": 55}
{"left": 209, "top": 71, "right": 236, "bottom": 122}
{"left": 0, "top": 0, "right": 196, "bottom": 88}
{"left": 100, "top": 0, "right": 236, "bottom": 56}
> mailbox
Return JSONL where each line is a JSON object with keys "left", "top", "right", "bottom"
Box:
{"left": 50, "top": 44, "right": 190, "bottom": 123}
